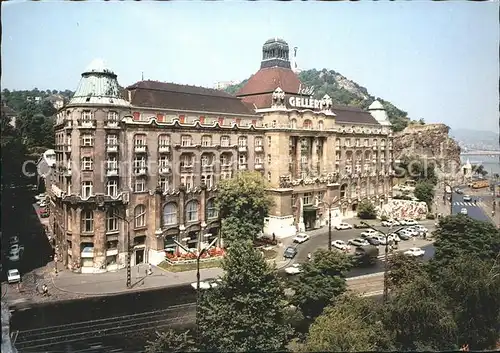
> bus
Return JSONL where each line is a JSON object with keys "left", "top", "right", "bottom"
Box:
{"left": 471, "top": 180, "right": 489, "bottom": 189}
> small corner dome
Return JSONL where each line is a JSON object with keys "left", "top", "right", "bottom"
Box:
{"left": 369, "top": 100, "right": 385, "bottom": 110}
{"left": 84, "top": 58, "right": 114, "bottom": 75}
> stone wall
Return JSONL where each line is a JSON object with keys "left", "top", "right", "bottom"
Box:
{"left": 378, "top": 199, "right": 428, "bottom": 220}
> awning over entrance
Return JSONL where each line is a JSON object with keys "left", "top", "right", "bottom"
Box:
{"left": 303, "top": 206, "right": 319, "bottom": 213}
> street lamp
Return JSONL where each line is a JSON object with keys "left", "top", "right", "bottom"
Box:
{"left": 110, "top": 209, "right": 132, "bottom": 288}
{"left": 323, "top": 196, "right": 339, "bottom": 251}
{"left": 360, "top": 221, "right": 405, "bottom": 303}
{"left": 443, "top": 181, "right": 454, "bottom": 215}
{"left": 174, "top": 235, "right": 219, "bottom": 345}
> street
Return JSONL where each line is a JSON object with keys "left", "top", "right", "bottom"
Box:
{"left": 450, "top": 190, "right": 492, "bottom": 222}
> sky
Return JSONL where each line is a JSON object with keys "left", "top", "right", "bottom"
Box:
{"left": 2, "top": 1, "right": 498, "bottom": 131}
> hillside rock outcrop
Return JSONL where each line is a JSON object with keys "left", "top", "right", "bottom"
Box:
{"left": 393, "top": 123, "right": 462, "bottom": 179}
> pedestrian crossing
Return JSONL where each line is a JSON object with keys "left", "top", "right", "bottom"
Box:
{"left": 453, "top": 201, "right": 483, "bottom": 207}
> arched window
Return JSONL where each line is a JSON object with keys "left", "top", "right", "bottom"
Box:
{"left": 318, "top": 120, "right": 324, "bottom": 130}
{"left": 290, "top": 119, "right": 297, "bottom": 129}
{"left": 134, "top": 205, "right": 146, "bottom": 228}
{"left": 206, "top": 199, "right": 218, "bottom": 219}
{"left": 163, "top": 203, "right": 178, "bottom": 226}
{"left": 185, "top": 200, "right": 199, "bottom": 222}
{"left": 303, "top": 119, "right": 312, "bottom": 129}
{"left": 106, "top": 210, "right": 118, "bottom": 232}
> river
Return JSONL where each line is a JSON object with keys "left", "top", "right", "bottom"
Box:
{"left": 460, "top": 154, "right": 500, "bottom": 175}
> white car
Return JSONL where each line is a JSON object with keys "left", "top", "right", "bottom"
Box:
{"left": 10, "top": 244, "right": 24, "bottom": 253}
{"left": 7, "top": 269, "right": 21, "bottom": 284}
{"left": 335, "top": 223, "right": 352, "bottom": 230}
{"left": 405, "top": 227, "right": 420, "bottom": 237}
{"left": 347, "top": 238, "right": 370, "bottom": 247}
{"left": 463, "top": 195, "right": 472, "bottom": 202}
{"left": 35, "top": 193, "right": 46, "bottom": 202}
{"left": 360, "top": 229, "right": 380, "bottom": 238}
{"left": 191, "top": 278, "right": 222, "bottom": 290}
{"left": 381, "top": 220, "right": 399, "bottom": 227}
{"left": 331, "top": 240, "right": 348, "bottom": 250}
{"left": 39, "top": 200, "right": 48, "bottom": 208}
{"left": 404, "top": 247, "right": 425, "bottom": 257}
{"left": 460, "top": 208, "right": 468, "bottom": 215}
{"left": 413, "top": 225, "right": 428, "bottom": 233}
{"left": 403, "top": 219, "right": 418, "bottom": 226}
{"left": 293, "top": 233, "right": 310, "bottom": 244}
{"left": 8, "top": 250, "right": 20, "bottom": 262}
{"left": 284, "top": 264, "right": 302, "bottom": 275}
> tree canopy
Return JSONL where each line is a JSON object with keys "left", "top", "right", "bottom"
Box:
{"left": 291, "top": 249, "right": 352, "bottom": 319}
{"left": 356, "top": 200, "right": 377, "bottom": 219}
{"left": 144, "top": 329, "right": 197, "bottom": 353}
{"left": 216, "top": 171, "right": 274, "bottom": 244}
{"left": 198, "top": 240, "right": 291, "bottom": 352}
{"left": 414, "top": 181, "right": 435, "bottom": 210}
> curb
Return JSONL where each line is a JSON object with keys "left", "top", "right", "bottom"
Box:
{"left": 346, "top": 272, "right": 384, "bottom": 281}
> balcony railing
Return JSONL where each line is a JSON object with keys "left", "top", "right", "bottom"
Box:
{"left": 77, "top": 119, "right": 96, "bottom": 128}
{"left": 238, "top": 146, "right": 248, "bottom": 153}
{"left": 104, "top": 120, "right": 120, "bottom": 128}
{"left": 106, "top": 168, "right": 119, "bottom": 177}
{"left": 254, "top": 145, "right": 263, "bottom": 152}
{"left": 238, "top": 164, "right": 247, "bottom": 170}
{"left": 134, "top": 145, "right": 147, "bottom": 153}
{"left": 159, "top": 166, "right": 171, "bottom": 175}
{"left": 202, "top": 165, "right": 214, "bottom": 172}
{"left": 254, "top": 163, "right": 263, "bottom": 170}
{"left": 107, "top": 144, "right": 118, "bottom": 153}
{"left": 159, "top": 145, "right": 170, "bottom": 153}
{"left": 134, "top": 167, "right": 147, "bottom": 176}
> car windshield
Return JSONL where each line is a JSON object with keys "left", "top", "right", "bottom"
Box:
{"left": 285, "top": 248, "right": 295, "bottom": 253}
{"left": 9, "top": 270, "right": 19, "bottom": 276}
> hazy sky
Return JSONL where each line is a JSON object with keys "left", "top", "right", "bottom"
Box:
{"left": 2, "top": 1, "right": 498, "bottom": 131}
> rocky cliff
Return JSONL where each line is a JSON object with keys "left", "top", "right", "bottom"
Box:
{"left": 393, "top": 123, "right": 462, "bottom": 178}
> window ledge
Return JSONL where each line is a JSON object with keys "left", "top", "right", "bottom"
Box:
{"left": 134, "top": 191, "right": 149, "bottom": 194}
{"left": 134, "top": 226, "right": 147, "bottom": 231}
{"left": 81, "top": 232, "right": 94, "bottom": 236}
{"left": 106, "top": 230, "right": 119, "bottom": 235}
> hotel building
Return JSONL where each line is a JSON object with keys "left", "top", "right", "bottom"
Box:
{"left": 47, "top": 38, "right": 393, "bottom": 273}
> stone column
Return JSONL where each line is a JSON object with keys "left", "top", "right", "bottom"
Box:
{"left": 93, "top": 209, "right": 106, "bottom": 270}
{"left": 178, "top": 185, "right": 187, "bottom": 250}
{"left": 72, "top": 208, "right": 82, "bottom": 269}
{"left": 295, "top": 137, "right": 301, "bottom": 177}
{"left": 153, "top": 187, "right": 163, "bottom": 251}
{"left": 311, "top": 138, "right": 319, "bottom": 176}
{"left": 322, "top": 138, "right": 329, "bottom": 174}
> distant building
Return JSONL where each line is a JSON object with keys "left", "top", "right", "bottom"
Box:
{"left": 214, "top": 81, "right": 237, "bottom": 90}
{"left": 47, "top": 94, "right": 65, "bottom": 109}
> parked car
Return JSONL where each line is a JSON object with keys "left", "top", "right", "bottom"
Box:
{"left": 381, "top": 220, "right": 399, "bottom": 227}
{"left": 284, "top": 264, "right": 302, "bottom": 275}
{"left": 404, "top": 227, "right": 420, "bottom": 237}
{"left": 413, "top": 225, "right": 428, "bottom": 234}
{"left": 335, "top": 223, "right": 352, "bottom": 230}
{"left": 8, "top": 250, "right": 20, "bottom": 262}
{"left": 39, "top": 200, "right": 48, "bottom": 208}
{"left": 331, "top": 240, "right": 348, "bottom": 250}
{"left": 366, "top": 236, "right": 381, "bottom": 246}
{"left": 404, "top": 247, "right": 425, "bottom": 257}
{"left": 191, "top": 278, "right": 222, "bottom": 290}
{"left": 360, "top": 229, "right": 381, "bottom": 238}
{"left": 397, "top": 230, "right": 412, "bottom": 240}
{"left": 7, "top": 269, "right": 21, "bottom": 284}
{"left": 353, "top": 223, "right": 370, "bottom": 229}
{"left": 35, "top": 193, "right": 46, "bottom": 202}
{"left": 347, "top": 238, "right": 370, "bottom": 247}
{"left": 284, "top": 246, "right": 298, "bottom": 259}
{"left": 403, "top": 219, "right": 418, "bottom": 226}
{"left": 460, "top": 208, "right": 468, "bottom": 215}
{"left": 463, "top": 195, "right": 472, "bottom": 202}
{"left": 293, "top": 233, "right": 310, "bottom": 244}
{"left": 454, "top": 188, "right": 463, "bottom": 194}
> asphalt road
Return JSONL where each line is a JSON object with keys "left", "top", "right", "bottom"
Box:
{"left": 451, "top": 191, "right": 491, "bottom": 221}
{"left": 289, "top": 221, "right": 436, "bottom": 278}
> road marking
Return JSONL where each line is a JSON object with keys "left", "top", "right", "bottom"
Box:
{"left": 346, "top": 272, "right": 384, "bottom": 281}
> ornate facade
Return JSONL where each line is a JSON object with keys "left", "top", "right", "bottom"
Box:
{"left": 47, "top": 39, "right": 394, "bottom": 274}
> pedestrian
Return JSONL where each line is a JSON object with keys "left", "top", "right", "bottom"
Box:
{"left": 272, "top": 233, "right": 276, "bottom": 242}
{"left": 307, "top": 252, "right": 312, "bottom": 261}
{"left": 148, "top": 263, "right": 153, "bottom": 275}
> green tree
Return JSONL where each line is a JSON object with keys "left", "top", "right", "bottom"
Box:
{"left": 396, "top": 155, "right": 438, "bottom": 185}
{"left": 198, "top": 240, "right": 291, "bottom": 352}
{"left": 429, "top": 215, "right": 500, "bottom": 271}
{"left": 414, "top": 181, "right": 435, "bottom": 209}
{"left": 1, "top": 113, "right": 28, "bottom": 189}
{"left": 144, "top": 330, "right": 197, "bottom": 353}
{"left": 356, "top": 200, "right": 377, "bottom": 219}
{"left": 386, "top": 252, "right": 426, "bottom": 290}
{"left": 291, "top": 249, "right": 352, "bottom": 319}
{"left": 302, "top": 293, "right": 393, "bottom": 352}
{"left": 216, "top": 171, "right": 273, "bottom": 244}
{"left": 435, "top": 255, "right": 500, "bottom": 350}
{"left": 382, "top": 275, "right": 458, "bottom": 351}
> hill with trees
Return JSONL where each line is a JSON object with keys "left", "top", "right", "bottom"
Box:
{"left": 224, "top": 68, "right": 413, "bottom": 132}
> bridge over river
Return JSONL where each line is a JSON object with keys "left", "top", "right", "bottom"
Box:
{"left": 461, "top": 151, "right": 500, "bottom": 156}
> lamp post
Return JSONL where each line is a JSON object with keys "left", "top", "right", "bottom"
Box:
{"left": 174, "top": 236, "right": 218, "bottom": 346}
{"left": 111, "top": 209, "right": 132, "bottom": 288}
{"left": 323, "top": 196, "right": 339, "bottom": 251}
{"left": 360, "top": 221, "right": 405, "bottom": 303}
